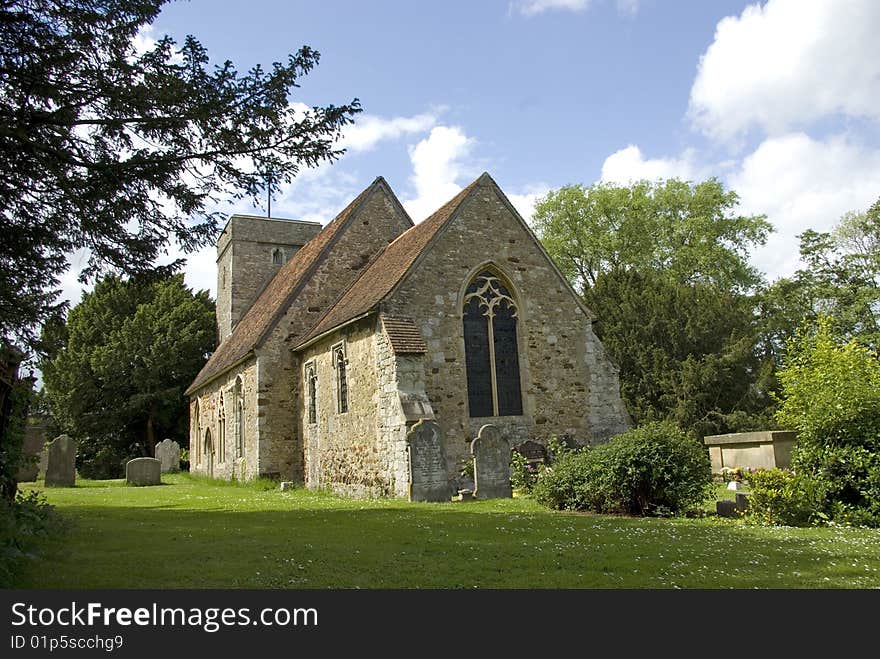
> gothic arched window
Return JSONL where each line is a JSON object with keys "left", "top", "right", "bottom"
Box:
{"left": 272, "top": 248, "right": 283, "bottom": 265}
{"left": 463, "top": 270, "right": 523, "bottom": 417}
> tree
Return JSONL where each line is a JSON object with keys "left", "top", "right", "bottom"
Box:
{"left": 755, "top": 198, "right": 880, "bottom": 363}
{"left": 0, "top": 0, "right": 361, "bottom": 349}
{"left": 534, "top": 178, "right": 774, "bottom": 436}
{"left": 40, "top": 273, "right": 215, "bottom": 477}
{"left": 774, "top": 318, "right": 880, "bottom": 526}
{"left": 532, "top": 178, "right": 771, "bottom": 293}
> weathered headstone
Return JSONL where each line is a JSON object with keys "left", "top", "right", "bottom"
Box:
{"left": 406, "top": 419, "right": 449, "bottom": 502}
{"left": 716, "top": 500, "right": 738, "bottom": 518}
{"left": 125, "top": 457, "right": 161, "bottom": 486}
{"left": 470, "top": 424, "right": 512, "bottom": 499}
{"left": 154, "top": 438, "right": 181, "bottom": 473}
{"left": 514, "top": 440, "right": 548, "bottom": 464}
{"left": 44, "top": 434, "right": 77, "bottom": 487}
{"left": 735, "top": 492, "right": 750, "bottom": 513}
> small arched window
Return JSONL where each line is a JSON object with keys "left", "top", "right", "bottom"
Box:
{"left": 234, "top": 377, "right": 244, "bottom": 458}
{"left": 217, "top": 392, "right": 226, "bottom": 464}
{"left": 272, "top": 248, "right": 283, "bottom": 265}
{"left": 463, "top": 270, "right": 523, "bottom": 417}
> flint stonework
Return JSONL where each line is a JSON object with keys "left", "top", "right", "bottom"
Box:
{"left": 126, "top": 457, "right": 161, "bottom": 486}
{"left": 407, "top": 419, "right": 449, "bottom": 502}
{"left": 44, "top": 434, "right": 77, "bottom": 487}
{"left": 471, "top": 424, "right": 512, "bottom": 499}
{"left": 154, "top": 438, "right": 181, "bottom": 473}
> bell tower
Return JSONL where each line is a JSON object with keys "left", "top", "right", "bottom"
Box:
{"left": 216, "top": 214, "right": 322, "bottom": 342}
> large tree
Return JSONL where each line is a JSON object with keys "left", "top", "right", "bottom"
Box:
{"left": 761, "top": 199, "right": 880, "bottom": 353}
{"left": 0, "top": 0, "right": 360, "bottom": 348}
{"left": 40, "top": 273, "right": 215, "bottom": 477}
{"left": 533, "top": 178, "right": 773, "bottom": 436}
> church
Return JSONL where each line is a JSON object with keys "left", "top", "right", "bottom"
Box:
{"left": 185, "top": 172, "right": 631, "bottom": 497}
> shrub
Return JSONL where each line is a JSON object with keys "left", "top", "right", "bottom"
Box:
{"left": 534, "top": 422, "right": 712, "bottom": 516}
{"left": 0, "top": 490, "right": 67, "bottom": 587}
{"left": 510, "top": 451, "right": 543, "bottom": 494}
{"left": 774, "top": 318, "right": 880, "bottom": 526}
{"left": 746, "top": 468, "right": 827, "bottom": 527}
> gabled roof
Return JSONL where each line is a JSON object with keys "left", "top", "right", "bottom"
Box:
{"left": 380, "top": 315, "right": 428, "bottom": 354}
{"left": 294, "top": 175, "right": 485, "bottom": 350}
{"left": 294, "top": 171, "right": 596, "bottom": 352}
{"left": 186, "top": 177, "right": 397, "bottom": 395}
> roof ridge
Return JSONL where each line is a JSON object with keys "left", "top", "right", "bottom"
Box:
{"left": 292, "top": 173, "right": 487, "bottom": 351}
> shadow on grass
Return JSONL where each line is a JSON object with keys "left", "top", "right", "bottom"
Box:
{"left": 14, "top": 499, "right": 880, "bottom": 590}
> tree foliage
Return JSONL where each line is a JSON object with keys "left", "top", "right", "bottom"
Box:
{"left": 774, "top": 318, "right": 880, "bottom": 526}
{"left": 40, "top": 274, "right": 215, "bottom": 477}
{"left": 534, "top": 178, "right": 773, "bottom": 436}
{"left": 761, "top": 201, "right": 880, "bottom": 353}
{"left": 0, "top": 0, "right": 361, "bottom": 348}
{"left": 533, "top": 178, "right": 771, "bottom": 293}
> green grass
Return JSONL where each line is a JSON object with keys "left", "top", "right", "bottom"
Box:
{"left": 12, "top": 474, "right": 880, "bottom": 589}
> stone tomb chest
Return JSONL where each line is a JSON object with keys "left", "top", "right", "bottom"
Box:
{"left": 703, "top": 430, "right": 797, "bottom": 474}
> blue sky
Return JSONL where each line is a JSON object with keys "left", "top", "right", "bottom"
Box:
{"left": 59, "top": 0, "right": 880, "bottom": 303}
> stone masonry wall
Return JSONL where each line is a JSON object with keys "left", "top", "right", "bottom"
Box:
{"left": 256, "top": 187, "right": 412, "bottom": 481}
{"left": 216, "top": 215, "right": 322, "bottom": 342}
{"left": 300, "top": 318, "right": 385, "bottom": 496}
{"left": 384, "top": 180, "right": 631, "bottom": 485}
{"left": 188, "top": 358, "right": 260, "bottom": 480}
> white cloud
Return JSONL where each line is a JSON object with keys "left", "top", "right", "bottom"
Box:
{"left": 689, "top": 0, "right": 880, "bottom": 142}
{"left": 339, "top": 113, "right": 437, "bottom": 153}
{"left": 507, "top": 185, "right": 552, "bottom": 226}
{"left": 600, "top": 145, "right": 700, "bottom": 184}
{"left": 730, "top": 133, "right": 880, "bottom": 280}
{"left": 513, "top": 0, "right": 590, "bottom": 17}
{"left": 615, "top": 0, "right": 639, "bottom": 16}
{"left": 402, "top": 126, "right": 476, "bottom": 222}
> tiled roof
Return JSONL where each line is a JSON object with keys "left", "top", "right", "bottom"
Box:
{"left": 294, "top": 175, "right": 485, "bottom": 349}
{"left": 380, "top": 315, "right": 427, "bottom": 354}
{"left": 185, "top": 179, "right": 382, "bottom": 395}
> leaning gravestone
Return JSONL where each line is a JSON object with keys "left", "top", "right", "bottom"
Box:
{"left": 407, "top": 419, "right": 448, "bottom": 502}
{"left": 154, "top": 438, "right": 181, "bottom": 473}
{"left": 470, "top": 424, "right": 512, "bottom": 499}
{"left": 126, "top": 457, "right": 161, "bottom": 486}
{"left": 44, "top": 434, "right": 77, "bottom": 487}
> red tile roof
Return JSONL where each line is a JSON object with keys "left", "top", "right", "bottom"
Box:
{"left": 185, "top": 179, "right": 384, "bottom": 395}
{"left": 294, "top": 175, "right": 486, "bottom": 349}
{"left": 380, "top": 315, "right": 428, "bottom": 354}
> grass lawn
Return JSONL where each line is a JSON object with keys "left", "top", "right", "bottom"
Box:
{"left": 13, "top": 474, "right": 880, "bottom": 589}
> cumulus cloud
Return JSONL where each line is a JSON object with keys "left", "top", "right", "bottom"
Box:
{"left": 402, "top": 126, "right": 476, "bottom": 222}
{"left": 507, "top": 185, "right": 552, "bottom": 226}
{"left": 338, "top": 113, "right": 437, "bottom": 153}
{"left": 730, "top": 133, "right": 880, "bottom": 279}
{"left": 689, "top": 0, "right": 880, "bottom": 142}
{"left": 600, "top": 145, "right": 700, "bottom": 184}
{"left": 513, "top": 0, "right": 590, "bottom": 17}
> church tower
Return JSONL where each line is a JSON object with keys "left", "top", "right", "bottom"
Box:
{"left": 215, "top": 214, "right": 322, "bottom": 342}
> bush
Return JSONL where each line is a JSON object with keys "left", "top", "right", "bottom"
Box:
{"left": 510, "top": 451, "right": 544, "bottom": 494}
{"left": 774, "top": 318, "right": 880, "bottom": 526}
{"left": 534, "top": 422, "right": 712, "bottom": 516}
{"left": 746, "top": 468, "right": 827, "bottom": 527}
{"left": 0, "top": 490, "right": 67, "bottom": 587}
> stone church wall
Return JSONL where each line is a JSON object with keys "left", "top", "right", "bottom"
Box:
{"left": 216, "top": 216, "right": 322, "bottom": 342}
{"left": 188, "top": 358, "right": 260, "bottom": 480}
{"left": 257, "top": 188, "right": 413, "bottom": 482}
{"left": 300, "top": 318, "right": 385, "bottom": 496}
{"left": 385, "top": 183, "right": 631, "bottom": 483}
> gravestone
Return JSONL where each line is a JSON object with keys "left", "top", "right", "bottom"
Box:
{"left": 154, "top": 438, "right": 181, "bottom": 473}
{"left": 126, "top": 457, "right": 161, "bottom": 486}
{"left": 44, "top": 434, "right": 77, "bottom": 487}
{"left": 470, "top": 424, "right": 512, "bottom": 499}
{"left": 406, "top": 419, "right": 449, "bottom": 502}
{"left": 514, "top": 440, "right": 548, "bottom": 469}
